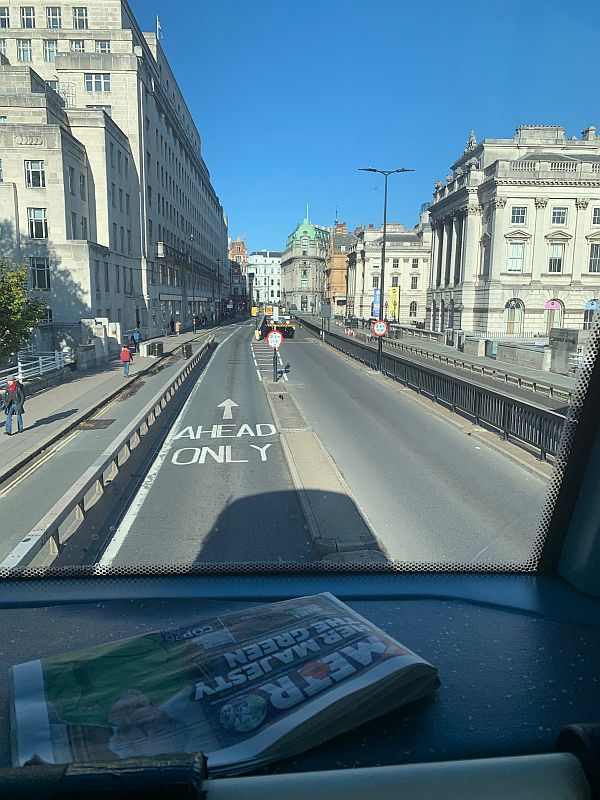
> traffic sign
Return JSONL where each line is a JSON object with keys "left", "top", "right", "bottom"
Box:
{"left": 371, "top": 319, "right": 388, "bottom": 337}
{"left": 266, "top": 329, "right": 283, "bottom": 349}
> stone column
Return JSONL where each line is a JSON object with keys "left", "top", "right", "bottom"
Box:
{"left": 572, "top": 198, "right": 590, "bottom": 281}
{"left": 435, "top": 223, "right": 444, "bottom": 287}
{"left": 445, "top": 218, "right": 455, "bottom": 287}
{"left": 531, "top": 197, "right": 548, "bottom": 282}
{"left": 452, "top": 213, "right": 464, "bottom": 286}
{"left": 462, "top": 204, "right": 482, "bottom": 283}
{"left": 429, "top": 224, "right": 438, "bottom": 289}
{"left": 489, "top": 196, "right": 507, "bottom": 279}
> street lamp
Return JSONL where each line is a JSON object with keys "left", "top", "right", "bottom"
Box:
{"left": 359, "top": 166, "right": 414, "bottom": 370}
{"left": 216, "top": 257, "right": 221, "bottom": 324}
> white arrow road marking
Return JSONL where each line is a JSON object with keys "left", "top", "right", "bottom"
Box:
{"left": 217, "top": 398, "right": 238, "bottom": 419}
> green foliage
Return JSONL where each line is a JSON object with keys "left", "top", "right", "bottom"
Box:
{"left": 0, "top": 257, "right": 47, "bottom": 360}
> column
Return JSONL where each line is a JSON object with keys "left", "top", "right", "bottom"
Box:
{"left": 429, "top": 223, "right": 438, "bottom": 289}
{"left": 462, "top": 204, "right": 482, "bottom": 282}
{"left": 435, "top": 223, "right": 444, "bottom": 287}
{"left": 439, "top": 220, "right": 449, "bottom": 287}
{"left": 531, "top": 197, "right": 548, "bottom": 282}
{"left": 453, "top": 212, "right": 464, "bottom": 285}
{"left": 489, "top": 196, "right": 507, "bottom": 280}
{"left": 572, "top": 198, "right": 589, "bottom": 281}
{"left": 447, "top": 216, "right": 458, "bottom": 287}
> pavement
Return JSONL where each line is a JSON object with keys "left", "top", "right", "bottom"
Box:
{"left": 0, "top": 328, "right": 212, "bottom": 485}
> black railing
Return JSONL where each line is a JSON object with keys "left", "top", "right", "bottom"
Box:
{"left": 296, "top": 317, "right": 565, "bottom": 460}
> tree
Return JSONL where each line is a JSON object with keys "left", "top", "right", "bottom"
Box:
{"left": 0, "top": 258, "right": 47, "bottom": 362}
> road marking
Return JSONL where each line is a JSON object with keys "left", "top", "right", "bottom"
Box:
{"left": 97, "top": 326, "right": 240, "bottom": 568}
{"left": 256, "top": 369, "right": 263, "bottom": 381}
{"left": 217, "top": 398, "right": 238, "bottom": 419}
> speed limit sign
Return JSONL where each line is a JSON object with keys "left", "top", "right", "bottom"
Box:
{"left": 371, "top": 319, "right": 389, "bottom": 337}
{"left": 266, "top": 329, "right": 283, "bottom": 349}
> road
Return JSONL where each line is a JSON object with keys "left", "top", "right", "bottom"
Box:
{"left": 93, "top": 321, "right": 549, "bottom": 568}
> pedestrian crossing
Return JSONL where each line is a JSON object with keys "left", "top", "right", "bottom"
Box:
{"left": 250, "top": 340, "right": 289, "bottom": 382}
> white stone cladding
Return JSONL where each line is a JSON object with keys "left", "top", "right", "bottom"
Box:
{"left": 0, "top": 0, "right": 228, "bottom": 336}
{"left": 427, "top": 126, "right": 600, "bottom": 335}
{"left": 248, "top": 252, "right": 282, "bottom": 306}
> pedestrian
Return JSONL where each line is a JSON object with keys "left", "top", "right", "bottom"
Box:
{"left": 119, "top": 344, "right": 133, "bottom": 377}
{"left": 194, "top": 315, "right": 200, "bottom": 333}
{"left": 175, "top": 318, "right": 182, "bottom": 335}
{"left": 202, "top": 315, "right": 207, "bottom": 327}
{"left": 133, "top": 328, "right": 141, "bottom": 352}
{"left": 3, "top": 376, "right": 26, "bottom": 435}
{"left": 169, "top": 318, "right": 175, "bottom": 335}
{"left": 130, "top": 332, "right": 137, "bottom": 353}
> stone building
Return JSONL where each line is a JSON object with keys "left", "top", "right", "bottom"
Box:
{"left": 346, "top": 212, "right": 431, "bottom": 324}
{"left": 323, "top": 221, "right": 355, "bottom": 313}
{"left": 248, "top": 251, "right": 282, "bottom": 306}
{"left": 0, "top": 0, "right": 228, "bottom": 339}
{"left": 280, "top": 216, "right": 329, "bottom": 312}
{"left": 427, "top": 125, "right": 600, "bottom": 335}
{"left": 228, "top": 236, "right": 248, "bottom": 311}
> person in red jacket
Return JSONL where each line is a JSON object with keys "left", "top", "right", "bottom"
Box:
{"left": 119, "top": 344, "right": 133, "bottom": 377}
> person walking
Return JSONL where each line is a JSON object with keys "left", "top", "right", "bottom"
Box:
{"left": 175, "top": 318, "right": 181, "bottom": 335}
{"left": 3, "top": 376, "right": 26, "bottom": 435}
{"left": 119, "top": 344, "right": 133, "bottom": 377}
{"left": 169, "top": 318, "right": 175, "bottom": 335}
{"left": 194, "top": 315, "right": 200, "bottom": 333}
{"left": 132, "top": 328, "right": 141, "bottom": 353}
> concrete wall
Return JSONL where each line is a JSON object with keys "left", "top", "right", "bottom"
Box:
{"left": 496, "top": 342, "right": 551, "bottom": 371}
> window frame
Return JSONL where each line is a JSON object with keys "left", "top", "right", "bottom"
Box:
{"left": 548, "top": 242, "right": 565, "bottom": 273}
{"left": 507, "top": 241, "right": 525, "bottom": 273}
{"left": 30, "top": 256, "right": 50, "bottom": 290}
{"left": 0, "top": 7, "right": 9, "bottom": 29}
{"left": 46, "top": 6, "right": 61, "bottom": 28}
{"left": 411, "top": 275, "right": 418, "bottom": 290}
{"left": 409, "top": 301, "right": 418, "bottom": 317}
{"left": 593, "top": 208, "right": 600, "bottom": 226}
{"left": 27, "top": 207, "right": 48, "bottom": 239}
{"left": 95, "top": 39, "right": 110, "bottom": 53}
{"left": 510, "top": 206, "right": 527, "bottom": 225}
{"left": 16, "top": 38, "right": 32, "bottom": 61}
{"left": 551, "top": 207, "right": 568, "bottom": 226}
{"left": 84, "top": 73, "right": 110, "bottom": 92}
{"left": 72, "top": 6, "right": 88, "bottom": 29}
{"left": 70, "top": 38, "right": 85, "bottom": 52}
{"left": 24, "top": 159, "right": 46, "bottom": 188}
{"left": 20, "top": 6, "right": 35, "bottom": 28}
{"left": 43, "top": 38, "right": 57, "bottom": 60}
{"left": 589, "top": 243, "right": 600, "bottom": 274}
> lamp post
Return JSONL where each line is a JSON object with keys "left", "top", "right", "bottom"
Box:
{"left": 216, "top": 257, "right": 221, "bottom": 324}
{"left": 359, "top": 166, "right": 414, "bottom": 371}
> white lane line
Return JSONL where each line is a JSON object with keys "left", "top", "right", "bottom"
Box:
{"left": 256, "top": 368, "right": 263, "bottom": 382}
{"left": 277, "top": 350, "right": 289, "bottom": 381}
{"left": 97, "top": 327, "right": 239, "bottom": 568}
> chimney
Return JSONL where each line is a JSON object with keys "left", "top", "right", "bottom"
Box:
{"left": 368, "top": 223, "right": 374, "bottom": 229}
{"left": 582, "top": 126, "right": 596, "bottom": 142}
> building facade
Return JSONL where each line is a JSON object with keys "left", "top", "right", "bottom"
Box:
{"left": 427, "top": 125, "right": 600, "bottom": 335}
{"left": 280, "top": 216, "right": 329, "bottom": 312}
{"left": 227, "top": 235, "right": 248, "bottom": 312}
{"left": 0, "top": 0, "right": 228, "bottom": 339}
{"left": 346, "top": 214, "right": 431, "bottom": 324}
{"left": 247, "top": 251, "right": 281, "bottom": 306}
{"left": 323, "top": 221, "right": 355, "bottom": 313}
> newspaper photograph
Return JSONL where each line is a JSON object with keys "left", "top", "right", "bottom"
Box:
{"left": 10, "top": 593, "right": 439, "bottom": 773}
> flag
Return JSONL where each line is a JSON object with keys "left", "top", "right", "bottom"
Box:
{"left": 156, "top": 15, "right": 163, "bottom": 39}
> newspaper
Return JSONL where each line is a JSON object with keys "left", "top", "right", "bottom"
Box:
{"left": 10, "top": 593, "right": 439, "bottom": 774}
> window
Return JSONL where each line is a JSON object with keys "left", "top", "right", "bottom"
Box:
{"left": 71, "top": 211, "right": 77, "bottom": 238}
{"left": 120, "top": 226, "right": 124, "bottom": 252}
{"left": 0, "top": 39, "right": 5, "bottom": 55}
{"left": 593, "top": 208, "right": 600, "bottom": 225}
{"left": 0, "top": 8, "right": 9, "bottom": 28}
{"left": 392, "top": 258, "right": 399, "bottom": 269}
{"left": 30, "top": 256, "right": 50, "bottom": 290}
{"left": 112, "top": 222, "right": 117, "bottom": 248}
{"left": 28, "top": 208, "right": 48, "bottom": 238}
{"left": 391, "top": 275, "right": 399, "bottom": 287}
{"left": 589, "top": 243, "right": 600, "bottom": 273}
{"left": 20, "top": 7, "right": 35, "bottom": 28}
{"left": 67, "top": 166, "right": 74, "bottom": 194}
{"left": 127, "top": 229, "right": 131, "bottom": 254}
{"left": 84, "top": 73, "right": 110, "bottom": 92}
{"left": 79, "top": 173, "right": 86, "bottom": 200}
{"left": 24, "top": 160, "right": 45, "bottom": 188}
{"left": 17, "top": 39, "right": 32, "bottom": 61}
{"left": 409, "top": 301, "right": 418, "bottom": 317}
{"left": 47, "top": 79, "right": 58, "bottom": 90}
{"left": 552, "top": 207, "right": 567, "bottom": 225}
{"left": 46, "top": 7, "right": 61, "bottom": 28}
{"left": 95, "top": 40, "right": 110, "bottom": 53}
{"left": 411, "top": 276, "right": 418, "bottom": 289}
{"left": 119, "top": 188, "right": 123, "bottom": 212}
{"left": 511, "top": 206, "right": 527, "bottom": 224}
{"left": 125, "top": 193, "right": 130, "bottom": 215}
{"left": 40, "top": 305, "right": 52, "bottom": 323}
{"left": 372, "top": 276, "right": 379, "bottom": 288}
{"left": 508, "top": 241, "right": 524, "bottom": 272}
{"left": 111, "top": 183, "right": 116, "bottom": 208}
{"left": 147, "top": 185, "right": 152, "bottom": 208}
{"left": 412, "top": 258, "right": 419, "bottom": 269}
{"left": 70, "top": 39, "right": 84, "bottom": 52}
{"left": 115, "top": 262, "right": 120, "bottom": 292}
{"left": 81, "top": 216, "right": 87, "bottom": 239}
{"left": 548, "top": 242, "right": 564, "bottom": 273}
{"left": 104, "top": 261, "right": 109, "bottom": 291}
{"left": 43, "top": 39, "right": 57, "bottom": 60}
{"left": 73, "top": 6, "right": 88, "bottom": 29}
{"left": 117, "top": 150, "right": 122, "bottom": 174}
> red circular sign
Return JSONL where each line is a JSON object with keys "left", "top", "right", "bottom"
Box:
{"left": 371, "top": 319, "right": 389, "bottom": 337}
{"left": 266, "top": 330, "right": 283, "bottom": 349}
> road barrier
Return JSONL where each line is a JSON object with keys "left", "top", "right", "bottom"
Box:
{"left": 0, "top": 337, "right": 215, "bottom": 573}
{"left": 298, "top": 318, "right": 565, "bottom": 461}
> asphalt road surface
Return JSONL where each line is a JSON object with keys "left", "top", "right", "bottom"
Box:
{"left": 99, "top": 322, "right": 549, "bottom": 568}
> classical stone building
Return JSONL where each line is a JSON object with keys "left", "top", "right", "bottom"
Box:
{"left": 346, "top": 212, "right": 431, "bottom": 324}
{"left": 281, "top": 216, "right": 329, "bottom": 312}
{"left": 323, "top": 221, "right": 355, "bottom": 313}
{"left": 247, "top": 251, "right": 282, "bottom": 306}
{"left": 228, "top": 236, "right": 248, "bottom": 311}
{"left": 0, "top": 0, "right": 228, "bottom": 338}
{"left": 427, "top": 125, "right": 600, "bottom": 335}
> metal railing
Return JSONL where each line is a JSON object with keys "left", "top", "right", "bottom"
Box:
{"left": 298, "top": 318, "right": 566, "bottom": 460}
{"left": 0, "top": 351, "right": 65, "bottom": 388}
{"left": 0, "top": 338, "right": 215, "bottom": 572}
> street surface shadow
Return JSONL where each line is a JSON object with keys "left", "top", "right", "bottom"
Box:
{"left": 28, "top": 409, "right": 78, "bottom": 429}
{"left": 194, "top": 490, "right": 388, "bottom": 565}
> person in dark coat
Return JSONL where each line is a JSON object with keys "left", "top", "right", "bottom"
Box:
{"left": 169, "top": 318, "right": 175, "bottom": 335}
{"left": 3, "top": 376, "right": 26, "bottom": 435}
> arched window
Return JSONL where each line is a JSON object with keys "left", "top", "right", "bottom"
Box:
{"left": 544, "top": 298, "right": 564, "bottom": 334}
{"left": 409, "top": 301, "right": 418, "bottom": 318}
{"left": 300, "top": 294, "right": 308, "bottom": 311}
{"left": 584, "top": 299, "right": 599, "bottom": 330}
{"left": 504, "top": 298, "right": 524, "bottom": 335}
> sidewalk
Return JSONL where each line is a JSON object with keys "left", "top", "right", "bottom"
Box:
{"left": 330, "top": 320, "right": 576, "bottom": 394}
{"left": 0, "top": 329, "right": 208, "bottom": 484}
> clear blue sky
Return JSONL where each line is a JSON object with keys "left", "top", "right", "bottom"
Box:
{"left": 130, "top": 0, "right": 598, "bottom": 253}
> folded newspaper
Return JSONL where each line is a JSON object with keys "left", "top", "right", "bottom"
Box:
{"left": 10, "top": 593, "right": 439, "bottom": 773}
